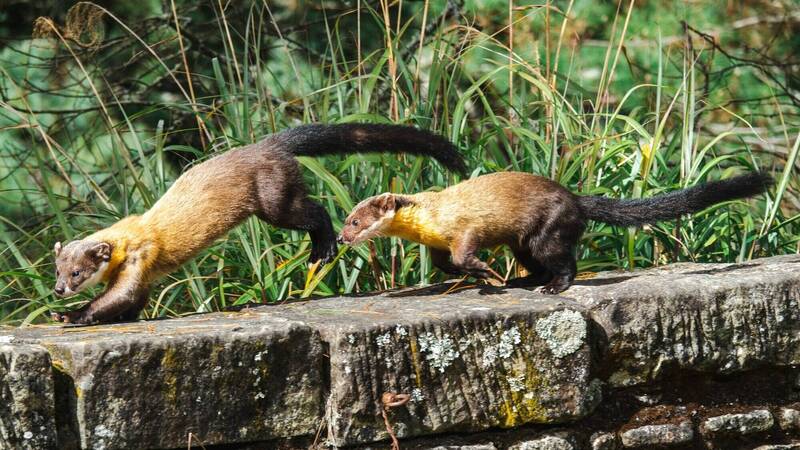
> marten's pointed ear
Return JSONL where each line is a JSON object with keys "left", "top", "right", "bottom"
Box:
{"left": 88, "top": 242, "right": 111, "bottom": 261}
{"left": 373, "top": 193, "right": 396, "bottom": 214}
{"left": 54, "top": 242, "right": 62, "bottom": 257}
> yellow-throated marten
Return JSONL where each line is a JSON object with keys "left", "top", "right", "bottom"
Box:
{"left": 52, "top": 123, "right": 466, "bottom": 324}
{"left": 338, "top": 171, "right": 772, "bottom": 294}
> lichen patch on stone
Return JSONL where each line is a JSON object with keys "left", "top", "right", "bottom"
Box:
{"left": 376, "top": 332, "right": 391, "bottom": 347}
{"left": 418, "top": 332, "right": 460, "bottom": 373}
{"left": 535, "top": 310, "right": 586, "bottom": 358}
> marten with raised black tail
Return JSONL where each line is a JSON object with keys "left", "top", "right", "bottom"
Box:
{"left": 338, "top": 171, "right": 772, "bottom": 294}
{"left": 51, "top": 123, "right": 466, "bottom": 325}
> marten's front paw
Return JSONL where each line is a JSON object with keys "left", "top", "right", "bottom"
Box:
{"left": 538, "top": 282, "right": 569, "bottom": 295}
{"left": 51, "top": 310, "right": 94, "bottom": 325}
{"left": 310, "top": 243, "right": 338, "bottom": 265}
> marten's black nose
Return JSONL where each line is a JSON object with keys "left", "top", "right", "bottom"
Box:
{"left": 336, "top": 235, "right": 344, "bottom": 244}
{"left": 54, "top": 286, "right": 65, "bottom": 296}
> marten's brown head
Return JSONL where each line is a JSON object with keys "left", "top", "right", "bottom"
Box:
{"left": 338, "top": 193, "right": 399, "bottom": 245}
{"left": 53, "top": 240, "right": 112, "bottom": 297}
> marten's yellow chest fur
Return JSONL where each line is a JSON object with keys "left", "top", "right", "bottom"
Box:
{"left": 384, "top": 206, "right": 450, "bottom": 250}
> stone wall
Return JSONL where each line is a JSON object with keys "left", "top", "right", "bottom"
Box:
{"left": 1, "top": 255, "right": 800, "bottom": 449}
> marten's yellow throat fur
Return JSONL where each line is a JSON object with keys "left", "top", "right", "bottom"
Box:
{"left": 383, "top": 204, "right": 450, "bottom": 251}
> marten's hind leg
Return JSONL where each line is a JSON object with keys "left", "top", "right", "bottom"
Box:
{"left": 526, "top": 231, "right": 579, "bottom": 294}
{"left": 262, "top": 198, "right": 337, "bottom": 264}
{"left": 255, "top": 168, "right": 337, "bottom": 264}
{"left": 510, "top": 249, "right": 552, "bottom": 286}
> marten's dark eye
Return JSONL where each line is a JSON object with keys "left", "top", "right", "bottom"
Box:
{"left": 352, "top": 219, "right": 360, "bottom": 226}
{"left": 56, "top": 270, "right": 60, "bottom": 277}
{"left": 71, "top": 270, "right": 80, "bottom": 277}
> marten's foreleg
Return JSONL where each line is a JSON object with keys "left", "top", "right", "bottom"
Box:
{"left": 52, "top": 263, "right": 149, "bottom": 325}
{"left": 430, "top": 249, "right": 461, "bottom": 275}
{"left": 450, "top": 232, "right": 503, "bottom": 281}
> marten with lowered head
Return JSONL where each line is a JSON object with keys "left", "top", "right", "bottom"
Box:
{"left": 52, "top": 123, "right": 466, "bottom": 325}
{"left": 338, "top": 171, "right": 772, "bottom": 294}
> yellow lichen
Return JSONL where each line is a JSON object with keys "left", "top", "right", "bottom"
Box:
{"left": 161, "top": 346, "right": 180, "bottom": 405}
{"left": 497, "top": 354, "right": 549, "bottom": 427}
{"left": 409, "top": 338, "right": 423, "bottom": 387}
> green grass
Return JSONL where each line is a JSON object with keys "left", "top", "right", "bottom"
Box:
{"left": 0, "top": 1, "right": 798, "bottom": 326}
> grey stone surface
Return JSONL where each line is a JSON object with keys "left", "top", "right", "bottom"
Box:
{"left": 0, "top": 343, "right": 56, "bottom": 450}
{"left": 3, "top": 255, "right": 800, "bottom": 449}
{"left": 566, "top": 255, "right": 800, "bottom": 386}
{"left": 428, "top": 445, "right": 498, "bottom": 450}
{"left": 752, "top": 445, "right": 800, "bottom": 450}
{"left": 590, "top": 432, "right": 619, "bottom": 450}
{"left": 276, "top": 289, "right": 600, "bottom": 446}
{"left": 779, "top": 408, "right": 800, "bottom": 430}
{"left": 507, "top": 435, "right": 574, "bottom": 450}
{"left": 701, "top": 409, "right": 774, "bottom": 436}
{"left": 11, "top": 313, "right": 324, "bottom": 450}
{"left": 619, "top": 421, "right": 693, "bottom": 447}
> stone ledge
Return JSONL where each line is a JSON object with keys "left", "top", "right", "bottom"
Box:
{"left": 0, "top": 254, "right": 799, "bottom": 449}
{"left": 0, "top": 344, "right": 56, "bottom": 450}
{"left": 8, "top": 313, "right": 324, "bottom": 449}
{"left": 276, "top": 290, "right": 599, "bottom": 446}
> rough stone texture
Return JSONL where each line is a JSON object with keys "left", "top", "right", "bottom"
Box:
{"left": 566, "top": 255, "right": 800, "bottom": 387}
{"left": 780, "top": 408, "right": 800, "bottom": 430}
{"left": 619, "top": 421, "right": 694, "bottom": 447}
{"left": 428, "top": 445, "right": 498, "bottom": 450}
{"left": 3, "top": 255, "right": 800, "bottom": 449}
{"left": 590, "top": 432, "right": 619, "bottom": 450}
{"left": 701, "top": 409, "right": 774, "bottom": 436}
{"left": 276, "top": 289, "right": 600, "bottom": 446}
{"left": 507, "top": 435, "right": 574, "bottom": 450}
{"left": 753, "top": 445, "right": 800, "bottom": 450}
{"left": 11, "top": 313, "right": 323, "bottom": 450}
{"left": 0, "top": 343, "right": 56, "bottom": 450}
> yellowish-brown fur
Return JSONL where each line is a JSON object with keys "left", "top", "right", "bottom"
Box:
{"left": 383, "top": 172, "right": 570, "bottom": 250}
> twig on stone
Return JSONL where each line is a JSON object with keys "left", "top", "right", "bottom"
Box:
{"left": 381, "top": 392, "right": 410, "bottom": 450}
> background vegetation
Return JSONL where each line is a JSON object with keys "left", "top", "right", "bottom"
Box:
{"left": 1, "top": 0, "right": 798, "bottom": 325}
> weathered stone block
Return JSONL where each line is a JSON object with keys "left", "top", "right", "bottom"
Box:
{"left": 0, "top": 342, "right": 56, "bottom": 450}
{"left": 12, "top": 312, "right": 323, "bottom": 450}
{"left": 429, "top": 445, "right": 498, "bottom": 450}
{"left": 590, "top": 432, "right": 619, "bottom": 450}
{"left": 507, "top": 435, "right": 574, "bottom": 450}
{"left": 619, "top": 421, "right": 693, "bottom": 447}
{"left": 567, "top": 255, "right": 800, "bottom": 386}
{"left": 277, "top": 289, "right": 601, "bottom": 446}
{"left": 778, "top": 408, "right": 800, "bottom": 430}
{"left": 701, "top": 409, "right": 774, "bottom": 436}
{"left": 753, "top": 445, "right": 800, "bottom": 450}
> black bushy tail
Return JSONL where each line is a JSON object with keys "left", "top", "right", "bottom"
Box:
{"left": 577, "top": 173, "right": 773, "bottom": 226}
{"left": 274, "top": 123, "right": 467, "bottom": 175}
